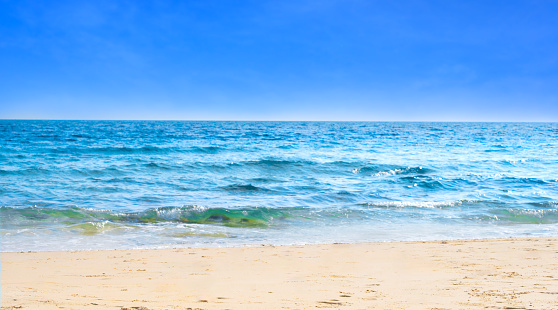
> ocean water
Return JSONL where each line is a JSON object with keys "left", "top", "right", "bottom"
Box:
{"left": 1, "top": 120, "right": 557, "bottom": 252}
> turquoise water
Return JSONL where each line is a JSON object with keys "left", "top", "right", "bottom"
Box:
{"left": 1, "top": 121, "right": 557, "bottom": 251}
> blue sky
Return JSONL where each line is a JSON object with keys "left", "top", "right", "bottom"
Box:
{"left": 1, "top": 0, "right": 557, "bottom": 121}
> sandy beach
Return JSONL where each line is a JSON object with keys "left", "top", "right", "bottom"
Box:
{"left": 2, "top": 237, "right": 558, "bottom": 310}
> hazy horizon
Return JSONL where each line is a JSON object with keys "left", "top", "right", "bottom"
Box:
{"left": 2, "top": 119, "right": 558, "bottom": 123}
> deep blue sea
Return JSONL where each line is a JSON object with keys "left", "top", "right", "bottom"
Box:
{"left": 1, "top": 120, "right": 557, "bottom": 251}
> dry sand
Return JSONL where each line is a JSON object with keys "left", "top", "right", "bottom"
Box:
{"left": 2, "top": 237, "right": 558, "bottom": 310}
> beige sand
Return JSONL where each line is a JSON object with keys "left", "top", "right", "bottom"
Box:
{"left": 2, "top": 237, "right": 558, "bottom": 310}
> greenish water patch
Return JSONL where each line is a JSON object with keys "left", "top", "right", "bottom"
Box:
{"left": 0, "top": 205, "right": 291, "bottom": 228}
{"left": 175, "top": 207, "right": 282, "bottom": 227}
{"left": 486, "top": 209, "right": 558, "bottom": 224}
{"left": 0, "top": 206, "right": 120, "bottom": 223}
{"left": 65, "top": 221, "right": 130, "bottom": 235}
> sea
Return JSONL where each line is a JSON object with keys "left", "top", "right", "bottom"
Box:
{"left": 1, "top": 120, "right": 557, "bottom": 252}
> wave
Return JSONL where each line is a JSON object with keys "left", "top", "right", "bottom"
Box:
{"left": 188, "top": 146, "right": 222, "bottom": 154}
{"left": 360, "top": 200, "right": 470, "bottom": 209}
{"left": 0, "top": 167, "right": 51, "bottom": 176}
{"left": 31, "top": 145, "right": 241, "bottom": 155}
{"left": 528, "top": 201, "right": 558, "bottom": 208}
{"left": 483, "top": 208, "right": 558, "bottom": 224}
{"left": 399, "top": 176, "right": 446, "bottom": 189}
{"left": 220, "top": 184, "right": 272, "bottom": 192}
{"left": 2, "top": 199, "right": 558, "bottom": 234}
{"left": 243, "top": 159, "right": 314, "bottom": 168}
{"left": 358, "top": 200, "right": 558, "bottom": 224}
{"left": 49, "top": 146, "right": 174, "bottom": 155}
{"left": 248, "top": 177, "right": 287, "bottom": 184}
{"left": 0, "top": 205, "right": 290, "bottom": 228}
{"left": 484, "top": 144, "right": 512, "bottom": 152}
{"left": 496, "top": 177, "right": 555, "bottom": 185}
{"left": 142, "top": 162, "right": 175, "bottom": 170}
{"left": 352, "top": 166, "right": 434, "bottom": 176}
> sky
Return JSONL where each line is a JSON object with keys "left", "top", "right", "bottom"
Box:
{"left": 0, "top": 0, "right": 557, "bottom": 121}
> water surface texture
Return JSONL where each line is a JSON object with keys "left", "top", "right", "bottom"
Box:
{"left": 1, "top": 121, "right": 557, "bottom": 251}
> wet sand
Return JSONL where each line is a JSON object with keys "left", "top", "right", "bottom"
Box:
{"left": 2, "top": 237, "right": 558, "bottom": 309}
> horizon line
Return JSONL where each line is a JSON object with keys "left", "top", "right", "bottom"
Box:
{"left": 1, "top": 118, "right": 556, "bottom": 123}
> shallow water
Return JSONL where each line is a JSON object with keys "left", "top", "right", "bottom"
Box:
{"left": 1, "top": 121, "right": 557, "bottom": 251}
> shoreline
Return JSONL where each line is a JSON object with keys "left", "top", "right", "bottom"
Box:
{"left": 2, "top": 237, "right": 558, "bottom": 309}
{"left": 4, "top": 234, "right": 557, "bottom": 254}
